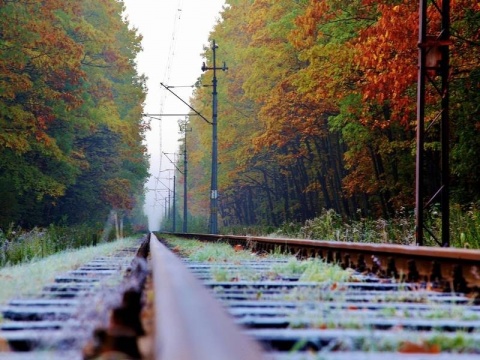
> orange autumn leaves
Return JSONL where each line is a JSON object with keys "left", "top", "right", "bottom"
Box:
{"left": 0, "top": 0, "right": 148, "bottom": 227}
{"left": 290, "top": 0, "right": 419, "bottom": 129}
{"left": 184, "top": 0, "right": 479, "bottom": 225}
{"left": 355, "top": 1, "right": 419, "bottom": 128}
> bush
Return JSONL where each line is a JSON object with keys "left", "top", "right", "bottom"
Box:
{"left": 0, "top": 224, "right": 107, "bottom": 268}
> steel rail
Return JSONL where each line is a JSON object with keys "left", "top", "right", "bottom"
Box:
{"left": 155, "top": 233, "right": 480, "bottom": 357}
{"left": 149, "top": 233, "right": 265, "bottom": 360}
{"left": 171, "top": 233, "right": 480, "bottom": 292}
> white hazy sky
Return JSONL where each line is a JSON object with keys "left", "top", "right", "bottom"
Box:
{"left": 122, "top": 0, "right": 226, "bottom": 230}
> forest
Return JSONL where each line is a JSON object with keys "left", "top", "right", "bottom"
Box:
{"left": 177, "top": 0, "right": 480, "bottom": 239}
{"left": 0, "top": 0, "right": 148, "bottom": 232}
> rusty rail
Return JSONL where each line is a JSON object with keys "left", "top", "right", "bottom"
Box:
{"left": 171, "top": 233, "right": 480, "bottom": 293}
{"left": 149, "top": 233, "right": 265, "bottom": 360}
{"left": 153, "top": 232, "right": 480, "bottom": 357}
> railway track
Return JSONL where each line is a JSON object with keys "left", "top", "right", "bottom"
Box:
{"left": 0, "top": 237, "right": 149, "bottom": 359}
{"left": 155, "top": 232, "right": 480, "bottom": 359}
{"left": 174, "top": 232, "right": 480, "bottom": 293}
{"left": 1, "top": 232, "right": 480, "bottom": 359}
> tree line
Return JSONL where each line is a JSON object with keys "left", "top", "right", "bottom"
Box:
{"left": 0, "top": 0, "right": 149, "bottom": 230}
{"left": 179, "top": 0, "right": 480, "bottom": 230}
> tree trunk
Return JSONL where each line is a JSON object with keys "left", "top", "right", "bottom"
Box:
{"left": 114, "top": 211, "right": 120, "bottom": 240}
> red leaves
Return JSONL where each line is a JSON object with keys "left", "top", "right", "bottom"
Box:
{"left": 233, "top": 244, "right": 244, "bottom": 252}
{"left": 398, "top": 341, "right": 441, "bottom": 354}
{"left": 102, "top": 49, "right": 118, "bottom": 64}
{"left": 354, "top": 1, "right": 418, "bottom": 128}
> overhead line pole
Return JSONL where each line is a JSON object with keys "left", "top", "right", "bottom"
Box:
{"left": 415, "top": 0, "right": 451, "bottom": 247}
{"left": 201, "top": 40, "right": 228, "bottom": 235}
{"left": 163, "top": 154, "right": 181, "bottom": 233}
{"left": 183, "top": 134, "right": 188, "bottom": 233}
{"left": 173, "top": 174, "right": 176, "bottom": 233}
{"left": 180, "top": 117, "right": 192, "bottom": 233}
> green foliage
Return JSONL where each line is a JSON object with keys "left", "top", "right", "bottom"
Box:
{"left": 164, "top": 237, "right": 253, "bottom": 262}
{"left": 164, "top": 236, "right": 352, "bottom": 282}
{"left": 271, "top": 258, "right": 309, "bottom": 276}
{"left": 183, "top": 0, "right": 480, "bottom": 237}
{"left": 451, "top": 204, "right": 480, "bottom": 249}
{"left": 298, "top": 259, "right": 352, "bottom": 282}
{"left": 270, "top": 222, "right": 303, "bottom": 238}
{"left": 299, "top": 209, "right": 343, "bottom": 240}
{"left": 186, "top": 241, "right": 251, "bottom": 263}
{"left": 0, "top": 0, "right": 148, "bottom": 230}
{"left": 0, "top": 224, "right": 114, "bottom": 267}
{"left": 424, "top": 203, "right": 480, "bottom": 249}
{"left": 188, "top": 216, "right": 209, "bottom": 234}
{"left": 425, "top": 334, "right": 478, "bottom": 353}
{"left": 450, "top": 68, "right": 480, "bottom": 202}
{"left": 0, "top": 236, "right": 136, "bottom": 305}
{"left": 298, "top": 208, "right": 415, "bottom": 244}
{"left": 266, "top": 205, "right": 479, "bottom": 249}
{"left": 222, "top": 225, "right": 275, "bottom": 236}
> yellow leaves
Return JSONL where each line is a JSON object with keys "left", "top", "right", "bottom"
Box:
{"left": 304, "top": 181, "right": 322, "bottom": 193}
{"left": 0, "top": 0, "right": 148, "bottom": 230}
{"left": 290, "top": 1, "right": 326, "bottom": 49}
{"left": 0, "top": 132, "right": 31, "bottom": 154}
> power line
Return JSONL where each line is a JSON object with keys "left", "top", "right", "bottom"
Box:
{"left": 160, "top": 83, "right": 212, "bottom": 125}
{"left": 152, "top": 1, "right": 184, "bottom": 209}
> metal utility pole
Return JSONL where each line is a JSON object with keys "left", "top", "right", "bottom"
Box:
{"left": 164, "top": 197, "right": 167, "bottom": 226}
{"left": 173, "top": 174, "right": 176, "bottom": 233}
{"left": 168, "top": 191, "right": 171, "bottom": 220}
{"left": 201, "top": 40, "right": 228, "bottom": 234}
{"left": 162, "top": 156, "right": 181, "bottom": 233}
{"left": 183, "top": 142, "right": 187, "bottom": 233}
{"left": 416, "top": 0, "right": 451, "bottom": 246}
{"left": 179, "top": 118, "right": 192, "bottom": 233}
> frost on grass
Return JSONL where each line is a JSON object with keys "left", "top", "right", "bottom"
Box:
{"left": 165, "top": 236, "right": 353, "bottom": 283}
{"left": 165, "top": 237, "right": 256, "bottom": 262}
{"left": 0, "top": 237, "right": 137, "bottom": 306}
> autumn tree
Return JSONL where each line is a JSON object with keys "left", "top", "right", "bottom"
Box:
{"left": 181, "top": 0, "right": 480, "bottom": 230}
{"left": 0, "top": 0, "right": 148, "bottom": 230}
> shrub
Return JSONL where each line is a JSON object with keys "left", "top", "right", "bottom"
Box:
{"left": 0, "top": 224, "right": 110, "bottom": 268}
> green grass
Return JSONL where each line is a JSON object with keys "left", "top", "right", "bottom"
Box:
{"left": 0, "top": 224, "right": 116, "bottom": 268}
{"left": 164, "top": 236, "right": 480, "bottom": 353}
{"left": 0, "top": 237, "right": 137, "bottom": 306}
{"left": 164, "top": 236, "right": 353, "bottom": 283}
{"left": 298, "top": 259, "right": 354, "bottom": 282}
{"left": 165, "top": 236, "right": 256, "bottom": 262}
